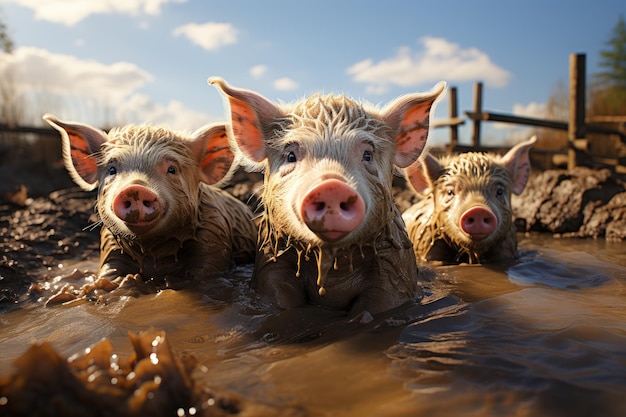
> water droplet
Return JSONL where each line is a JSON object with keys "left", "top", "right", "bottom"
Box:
{"left": 151, "top": 336, "right": 162, "bottom": 347}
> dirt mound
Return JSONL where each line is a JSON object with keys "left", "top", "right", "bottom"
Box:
{"left": 512, "top": 167, "right": 626, "bottom": 240}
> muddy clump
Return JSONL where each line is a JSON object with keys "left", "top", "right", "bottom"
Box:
{"left": 512, "top": 167, "right": 626, "bottom": 240}
{"left": 0, "top": 329, "right": 247, "bottom": 417}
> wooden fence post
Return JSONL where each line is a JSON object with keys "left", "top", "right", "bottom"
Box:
{"left": 447, "top": 86, "right": 459, "bottom": 153}
{"left": 471, "top": 82, "right": 483, "bottom": 148}
{"left": 568, "top": 53, "right": 586, "bottom": 169}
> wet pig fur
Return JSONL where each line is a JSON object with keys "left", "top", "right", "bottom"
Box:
{"left": 44, "top": 114, "right": 257, "bottom": 284}
{"left": 210, "top": 77, "right": 446, "bottom": 315}
{"left": 402, "top": 136, "right": 536, "bottom": 264}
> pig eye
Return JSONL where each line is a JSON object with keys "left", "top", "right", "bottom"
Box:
{"left": 362, "top": 150, "right": 372, "bottom": 162}
{"left": 495, "top": 187, "right": 505, "bottom": 198}
{"left": 107, "top": 166, "right": 117, "bottom": 176}
{"left": 446, "top": 187, "right": 455, "bottom": 196}
{"left": 167, "top": 165, "right": 177, "bottom": 174}
{"left": 286, "top": 151, "right": 297, "bottom": 163}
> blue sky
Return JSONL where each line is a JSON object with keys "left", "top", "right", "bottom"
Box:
{"left": 0, "top": 0, "right": 624, "bottom": 146}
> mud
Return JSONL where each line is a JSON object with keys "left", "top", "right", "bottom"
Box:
{"left": 0, "top": 188, "right": 99, "bottom": 309}
{"left": 0, "top": 329, "right": 248, "bottom": 417}
{"left": 512, "top": 167, "right": 626, "bottom": 240}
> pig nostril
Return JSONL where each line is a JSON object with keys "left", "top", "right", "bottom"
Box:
{"left": 315, "top": 202, "right": 325, "bottom": 211}
{"left": 339, "top": 202, "right": 348, "bottom": 211}
{"left": 143, "top": 200, "right": 152, "bottom": 208}
{"left": 123, "top": 201, "right": 131, "bottom": 209}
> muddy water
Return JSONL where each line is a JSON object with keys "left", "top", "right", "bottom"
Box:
{"left": 1, "top": 233, "right": 625, "bottom": 416}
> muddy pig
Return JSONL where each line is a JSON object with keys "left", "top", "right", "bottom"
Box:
{"left": 402, "top": 136, "right": 536, "bottom": 264}
{"left": 43, "top": 114, "right": 257, "bottom": 286}
{"left": 209, "top": 77, "right": 446, "bottom": 315}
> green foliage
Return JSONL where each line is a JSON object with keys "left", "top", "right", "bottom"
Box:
{"left": 592, "top": 14, "right": 626, "bottom": 117}
{"left": 0, "top": 12, "right": 13, "bottom": 53}
{"left": 596, "top": 14, "right": 626, "bottom": 90}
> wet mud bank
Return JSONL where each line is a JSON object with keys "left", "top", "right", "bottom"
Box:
{"left": 0, "top": 188, "right": 99, "bottom": 309}
{"left": 512, "top": 167, "right": 626, "bottom": 240}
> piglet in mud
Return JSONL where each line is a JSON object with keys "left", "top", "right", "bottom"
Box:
{"left": 43, "top": 114, "right": 257, "bottom": 288}
{"left": 210, "top": 77, "right": 446, "bottom": 315}
{"left": 402, "top": 136, "right": 536, "bottom": 264}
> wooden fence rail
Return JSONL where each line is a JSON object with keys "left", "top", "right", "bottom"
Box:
{"left": 2, "top": 52, "right": 625, "bottom": 172}
{"left": 446, "top": 53, "right": 626, "bottom": 171}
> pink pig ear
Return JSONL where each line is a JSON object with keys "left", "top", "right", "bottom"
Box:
{"left": 500, "top": 135, "right": 537, "bottom": 195}
{"left": 189, "top": 123, "right": 235, "bottom": 186}
{"left": 43, "top": 113, "right": 107, "bottom": 191}
{"left": 209, "top": 77, "right": 283, "bottom": 163}
{"left": 381, "top": 82, "right": 446, "bottom": 168}
{"left": 405, "top": 153, "right": 442, "bottom": 194}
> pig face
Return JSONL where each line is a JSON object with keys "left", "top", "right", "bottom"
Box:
{"left": 43, "top": 115, "right": 235, "bottom": 242}
{"left": 210, "top": 78, "right": 445, "bottom": 249}
{"left": 404, "top": 136, "right": 536, "bottom": 263}
{"left": 257, "top": 97, "right": 398, "bottom": 248}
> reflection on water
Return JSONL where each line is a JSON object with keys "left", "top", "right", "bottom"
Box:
{"left": 1, "top": 233, "right": 625, "bottom": 416}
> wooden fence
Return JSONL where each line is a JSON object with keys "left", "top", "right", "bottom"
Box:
{"left": 2, "top": 52, "right": 625, "bottom": 172}
{"left": 432, "top": 53, "right": 626, "bottom": 171}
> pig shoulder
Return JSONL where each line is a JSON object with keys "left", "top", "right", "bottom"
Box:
{"left": 198, "top": 185, "right": 257, "bottom": 264}
{"left": 402, "top": 196, "right": 455, "bottom": 263}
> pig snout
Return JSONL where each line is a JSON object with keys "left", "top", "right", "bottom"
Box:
{"left": 113, "top": 185, "right": 161, "bottom": 226}
{"left": 459, "top": 206, "right": 498, "bottom": 241}
{"left": 300, "top": 179, "right": 366, "bottom": 242}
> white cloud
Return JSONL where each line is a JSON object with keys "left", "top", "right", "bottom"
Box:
{"left": 0, "top": 46, "right": 152, "bottom": 103}
{"left": 172, "top": 22, "right": 238, "bottom": 51}
{"left": 7, "top": 0, "right": 186, "bottom": 26}
{"left": 512, "top": 101, "right": 546, "bottom": 119}
{"left": 250, "top": 64, "right": 267, "bottom": 79}
{"left": 117, "top": 94, "right": 214, "bottom": 130}
{"left": 347, "top": 36, "right": 511, "bottom": 94}
{"left": 0, "top": 46, "right": 210, "bottom": 130}
{"left": 273, "top": 77, "right": 298, "bottom": 91}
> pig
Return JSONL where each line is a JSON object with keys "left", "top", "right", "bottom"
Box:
{"left": 402, "top": 136, "right": 536, "bottom": 264}
{"left": 209, "top": 77, "right": 446, "bottom": 315}
{"left": 43, "top": 114, "right": 257, "bottom": 287}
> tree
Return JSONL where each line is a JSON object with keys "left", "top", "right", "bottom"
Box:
{"left": 596, "top": 14, "right": 626, "bottom": 90}
{"left": 591, "top": 15, "right": 626, "bottom": 116}
{"left": 0, "top": 12, "right": 21, "bottom": 127}
{"left": 0, "top": 15, "right": 13, "bottom": 53}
